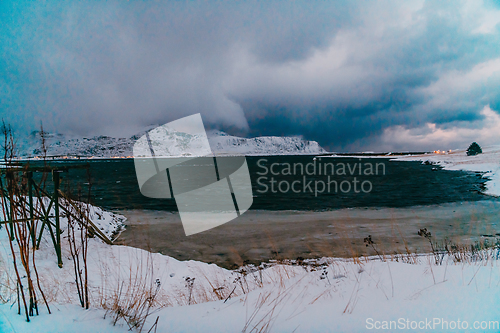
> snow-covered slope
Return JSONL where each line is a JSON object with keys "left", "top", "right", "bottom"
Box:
{"left": 20, "top": 130, "right": 326, "bottom": 157}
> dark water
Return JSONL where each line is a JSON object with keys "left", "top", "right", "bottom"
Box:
{"left": 27, "top": 155, "right": 491, "bottom": 211}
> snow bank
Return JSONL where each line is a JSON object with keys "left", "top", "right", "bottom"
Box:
{"left": 392, "top": 145, "right": 500, "bottom": 197}
{"left": 2, "top": 253, "right": 500, "bottom": 332}
{"left": 149, "top": 257, "right": 500, "bottom": 332}
{"left": 0, "top": 197, "right": 126, "bottom": 241}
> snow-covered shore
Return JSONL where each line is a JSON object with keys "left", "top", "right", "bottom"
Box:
{"left": 1, "top": 200, "right": 499, "bottom": 332}
{"left": 392, "top": 145, "right": 500, "bottom": 197}
{"left": 2, "top": 249, "right": 499, "bottom": 332}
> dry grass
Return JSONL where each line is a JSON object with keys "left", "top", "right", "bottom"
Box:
{"left": 96, "top": 249, "right": 169, "bottom": 332}
{"left": 242, "top": 275, "right": 306, "bottom": 333}
{"left": 0, "top": 251, "right": 16, "bottom": 304}
{"left": 99, "top": 255, "right": 163, "bottom": 330}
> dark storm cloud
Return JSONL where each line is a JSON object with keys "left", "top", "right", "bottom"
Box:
{"left": 1, "top": 0, "right": 500, "bottom": 151}
{"left": 0, "top": 0, "right": 355, "bottom": 137}
{"left": 226, "top": 1, "right": 500, "bottom": 150}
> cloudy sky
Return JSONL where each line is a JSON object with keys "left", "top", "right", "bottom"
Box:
{"left": 1, "top": 0, "right": 500, "bottom": 151}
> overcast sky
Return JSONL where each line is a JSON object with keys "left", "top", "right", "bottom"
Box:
{"left": 1, "top": 0, "right": 500, "bottom": 151}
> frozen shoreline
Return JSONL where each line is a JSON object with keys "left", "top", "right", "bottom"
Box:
{"left": 319, "top": 146, "right": 500, "bottom": 197}
{"left": 391, "top": 145, "right": 500, "bottom": 197}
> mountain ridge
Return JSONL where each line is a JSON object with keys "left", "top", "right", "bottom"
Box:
{"left": 19, "top": 130, "right": 326, "bottom": 157}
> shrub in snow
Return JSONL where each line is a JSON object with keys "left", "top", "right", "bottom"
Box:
{"left": 466, "top": 142, "right": 482, "bottom": 156}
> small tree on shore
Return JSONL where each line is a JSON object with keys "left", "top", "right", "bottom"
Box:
{"left": 466, "top": 142, "right": 482, "bottom": 156}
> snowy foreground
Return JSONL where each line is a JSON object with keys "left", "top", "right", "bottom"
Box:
{"left": 392, "top": 145, "right": 500, "bottom": 197}
{"left": 1, "top": 203, "right": 499, "bottom": 332}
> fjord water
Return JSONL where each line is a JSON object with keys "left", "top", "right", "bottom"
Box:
{"left": 40, "top": 156, "right": 498, "bottom": 267}
{"left": 49, "top": 156, "right": 488, "bottom": 211}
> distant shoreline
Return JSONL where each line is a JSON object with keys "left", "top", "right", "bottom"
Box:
{"left": 10, "top": 151, "right": 433, "bottom": 161}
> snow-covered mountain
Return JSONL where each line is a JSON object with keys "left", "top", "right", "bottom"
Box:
{"left": 207, "top": 130, "right": 326, "bottom": 155}
{"left": 19, "top": 130, "right": 326, "bottom": 158}
{"left": 19, "top": 131, "right": 138, "bottom": 158}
